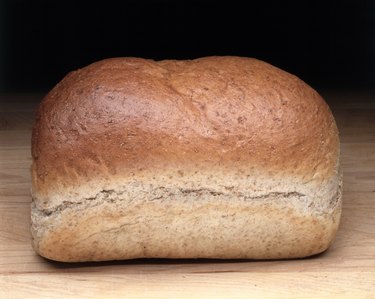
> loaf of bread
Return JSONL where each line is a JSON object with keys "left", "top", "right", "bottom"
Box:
{"left": 31, "top": 56, "right": 342, "bottom": 262}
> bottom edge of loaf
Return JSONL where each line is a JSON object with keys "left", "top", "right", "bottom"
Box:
{"left": 31, "top": 183, "right": 342, "bottom": 262}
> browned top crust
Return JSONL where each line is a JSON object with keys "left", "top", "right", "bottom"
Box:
{"left": 31, "top": 56, "right": 339, "bottom": 200}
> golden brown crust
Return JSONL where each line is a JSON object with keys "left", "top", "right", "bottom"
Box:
{"left": 32, "top": 56, "right": 338, "bottom": 200}
{"left": 30, "top": 56, "right": 342, "bottom": 262}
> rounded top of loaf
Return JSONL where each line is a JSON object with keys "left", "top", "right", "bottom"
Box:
{"left": 31, "top": 56, "right": 339, "bottom": 200}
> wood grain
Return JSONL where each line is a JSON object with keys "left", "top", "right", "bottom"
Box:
{"left": 0, "top": 93, "right": 374, "bottom": 298}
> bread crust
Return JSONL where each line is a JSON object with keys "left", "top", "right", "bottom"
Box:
{"left": 31, "top": 56, "right": 342, "bottom": 262}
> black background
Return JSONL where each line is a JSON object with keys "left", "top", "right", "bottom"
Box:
{"left": 1, "top": 0, "right": 374, "bottom": 94}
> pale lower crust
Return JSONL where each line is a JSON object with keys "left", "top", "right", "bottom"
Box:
{"left": 31, "top": 182, "right": 342, "bottom": 262}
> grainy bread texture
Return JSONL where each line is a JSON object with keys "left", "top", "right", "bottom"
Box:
{"left": 31, "top": 56, "right": 342, "bottom": 262}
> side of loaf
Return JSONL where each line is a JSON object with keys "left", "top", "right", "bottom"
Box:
{"left": 31, "top": 56, "right": 342, "bottom": 262}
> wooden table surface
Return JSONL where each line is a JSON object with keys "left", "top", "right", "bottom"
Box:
{"left": 0, "top": 93, "right": 374, "bottom": 298}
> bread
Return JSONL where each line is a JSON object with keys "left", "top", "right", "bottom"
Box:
{"left": 31, "top": 56, "right": 342, "bottom": 262}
